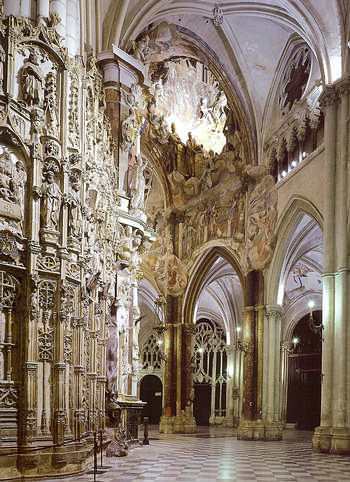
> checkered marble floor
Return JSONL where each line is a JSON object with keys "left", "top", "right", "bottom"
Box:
{"left": 43, "top": 428, "right": 350, "bottom": 482}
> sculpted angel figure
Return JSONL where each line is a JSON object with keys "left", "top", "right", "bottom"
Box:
{"left": 40, "top": 170, "right": 62, "bottom": 230}
{"left": 21, "top": 51, "right": 44, "bottom": 107}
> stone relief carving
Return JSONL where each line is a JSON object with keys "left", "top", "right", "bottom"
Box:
{"left": 0, "top": 270, "right": 18, "bottom": 309}
{"left": 0, "top": 43, "right": 5, "bottom": 94}
{"left": 0, "top": 148, "right": 27, "bottom": 235}
{"left": 129, "top": 22, "right": 196, "bottom": 64}
{"left": 245, "top": 167, "right": 277, "bottom": 271}
{"left": 43, "top": 71, "right": 59, "bottom": 137}
{"left": 121, "top": 83, "right": 146, "bottom": 153}
{"left": 68, "top": 75, "right": 80, "bottom": 147}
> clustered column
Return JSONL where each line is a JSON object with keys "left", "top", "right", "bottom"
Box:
{"left": 313, "top": 78, "right": 350, "bottom": 454}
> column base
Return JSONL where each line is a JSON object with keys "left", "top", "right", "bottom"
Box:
{"left": 313, "top": 426, "right": 350, "bottom": 454}
{"left": 237, "top": 420, "right": 283, "bottom": 441}
{"left": 264, "top": 422, "right": 283, "bottom": 440}
{"left": 173, "top": 412, "right": 197, "bottom": 434}
{"left": 237, "top": 420, "right": 265, "bottom": 440}
{"left": 159, "top": 416, "right": 175, "bottom": 434}
{"left": 160, "top": 413, "right": 197, "bottom": 434}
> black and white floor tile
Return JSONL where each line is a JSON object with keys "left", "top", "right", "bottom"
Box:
{"left": 43, "top": 428, "right": 350, "bottom": 482}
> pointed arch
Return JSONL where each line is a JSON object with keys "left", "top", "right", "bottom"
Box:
{"left": 266, "top": 195, "right": 323, "bottom": 306}
{"left": 183, "top": 246, "right": 245, "bottom": 328}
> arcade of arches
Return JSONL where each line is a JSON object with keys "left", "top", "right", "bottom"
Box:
{"left": 0, "top": 0, "right": 349, "bottom": 480}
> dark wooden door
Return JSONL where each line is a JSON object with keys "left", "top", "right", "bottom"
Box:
{"left": 140, "top": 375, "right": 163, "bottom": 424}
{"left": 194, "top": 384, "right": 211, "bottom": 426}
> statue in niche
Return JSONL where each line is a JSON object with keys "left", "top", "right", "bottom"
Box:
{"left": 67, "top": 173, "right": 82, "bottom": 239}
{"left": 0, "top": 44, "right": 5, "bottom": 94}
{"left": 40, "top": 170, "right": 62, "bottom": 231}
{"left": 44, "top": 71, "right": 59, "bottom": 137}
{"left": 129, "top": 156, "right": 147, "bottom": 211}
{"left": 21, "top": 51, "right": 44, "bottom": 107}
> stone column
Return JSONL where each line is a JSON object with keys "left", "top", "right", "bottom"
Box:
{"left": 159, "top": 296, "right": 176, "bottom": 434}
{"left": 37, "top": 0, "right": 49, "bottom": 20}
{"left": 264, "top": 305, "right": 283, "bottom": 440}
{"left": 280, "top": 342, "right": 289, "bottom": 427}
{"left": 176, "top": 322, "right": 196, "bottom": 433}
{"left": 238, "top": 270, "right": 265, "bottom": 440}
{"left": 18, "top": 278, "right": 40, "bottom": 446}
{"left": 72, "top": 316, "right": 85, "bottom": 440}
{"left": 53, "top": 286, "right": 68, "bottom": 445}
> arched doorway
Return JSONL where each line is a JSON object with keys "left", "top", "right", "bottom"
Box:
{"left": 287, "top": 310, "right": 322, "bottom": 429}
{"left": 140, "top": 375, "right": 163, "bottom": 424}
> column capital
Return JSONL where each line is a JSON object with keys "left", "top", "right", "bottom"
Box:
{"left": 337, "top": 76, "right": 350, "bottom": 97}
{"left": 265, "top": 304, "right": 283, "bottom": 320}
{"left": 319, "top": 85, "right": 339, "bottom": 109}
{"left": 97, "top": 48, "right": 145, "bottom": 88}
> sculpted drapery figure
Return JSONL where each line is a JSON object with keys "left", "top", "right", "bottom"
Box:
{"left": 67, "top": 175, "right": 82, "bottom": 239}
{"left": 167, "top": 122, "right": 183, "bottom": 173}
{"left": 129, "top": 156, "right": 147, "bottom": 211}
{"left": 40, "top": 170, "right": 62, "bottom": 230}
{"left": 21, "top": 51, "right": 44, "bottom": 107}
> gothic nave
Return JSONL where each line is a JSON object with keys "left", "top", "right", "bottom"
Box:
{"left": 0, "top": 0, "right": 349, "bottom": 480}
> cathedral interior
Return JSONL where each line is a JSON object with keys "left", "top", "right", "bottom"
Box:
{"left": 0, "top": 0, "right": 350, "bottom": 481}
